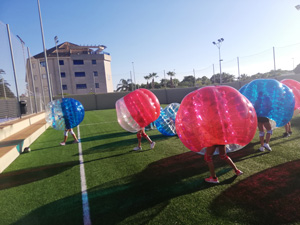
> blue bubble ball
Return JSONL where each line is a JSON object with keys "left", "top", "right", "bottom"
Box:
{"left": 239, "top": 79, "right": 294, "bottom": 127}
{"left": 164, "top": 103, "right": 180, "bottom": 122}
{"left": 154, "top": 107, "right": 176, "bottom": 136}
{"left": 45, "top": 98, "right": 85, "bottom": 130}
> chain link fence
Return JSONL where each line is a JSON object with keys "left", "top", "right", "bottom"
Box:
{"left": 0, "top": 21, "right": 49, "bottom": 124}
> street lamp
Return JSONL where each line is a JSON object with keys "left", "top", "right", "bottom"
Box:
{"left": 132, "top": 62, "right": 136, "bottom": 90}
{"left": 54, "top": 36, "right": 64, "bottom": 98}
{"left": 212, "top": 38, "right": 224, "bottom": 84}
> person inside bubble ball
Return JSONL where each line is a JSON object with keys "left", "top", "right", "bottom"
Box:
{"left": 255, "top": 92, "right": 273, "bottom": 152}
{"left": 133, "top": 127, "right": 156, "bottom": 150}
{"left": 204, "top": 145, "right": 243, "bottom": 184}
{"left": 257, "top": 117, "right": 272, "bottom": 151}
{"left": 60, "top": 128, "right": 79, "bottom": 146}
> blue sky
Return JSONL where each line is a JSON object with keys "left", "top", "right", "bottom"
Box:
{"left": 1, "top": 0, "right": 300, "bottom": 91}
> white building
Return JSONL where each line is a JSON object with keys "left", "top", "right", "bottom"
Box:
{"left": 27, "top": 42, "right": 113, "bottom": 98}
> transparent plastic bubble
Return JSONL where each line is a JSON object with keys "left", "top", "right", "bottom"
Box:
{"left": 164, "top": 103, "right": 180, "bottom": 122}
{"left": 197, "top": 144, "right": 244, "bottom": 155}
{"left": 240, "top": 79, "right": 295, "bottom": 127}
{"left": 176, "top": 86, "right": 257, "bottom": 153}
{"left": 154, "top": 107, "right": 176, "bottom": 136}
{"left": 116, "top": 89, "right": 160, "bottom": 132}
{"left": 281, "top": 79, "right": 300, "bottom": 115}
{"left": 45, "top": 98, "right": 85, "bottom": 130}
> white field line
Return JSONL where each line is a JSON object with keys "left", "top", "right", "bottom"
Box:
{"left": 77, "top": 125, "right": 92, "bottom": 225}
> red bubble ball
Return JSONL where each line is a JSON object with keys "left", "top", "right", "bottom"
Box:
{"left": 281, "top": 79, "right": 300, "bottom": 113}
{"left": 175, "top": 86, "right": 257, "bottom": 152}
{"left": 123, "top": 88, "right": 160, "bottom": 128}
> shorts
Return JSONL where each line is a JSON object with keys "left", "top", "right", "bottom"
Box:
{"left": 257, "top": 117, "right": 269, "bottom": 123}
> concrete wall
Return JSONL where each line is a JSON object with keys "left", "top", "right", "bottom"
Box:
{"left": 56, "top": 73, "right": 300, "bottom": 111}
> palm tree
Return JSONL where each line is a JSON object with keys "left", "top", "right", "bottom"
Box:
{"left": 166, "top": 71, "right": 175, "bottom": 88}
{"left": 144, "top": 75, "right": 151, "bottom": 89}
{"left": 0, "top": 69, "right": 15, "bottom": 98}
{"left": 148, "top": 72, "right": 158, "bottom": 89}
{"left": 116, "top": 79, "right": 133, "bottom": 92}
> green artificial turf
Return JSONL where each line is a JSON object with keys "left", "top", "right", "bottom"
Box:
{"left": 0, "top": 109, "right": 300, "bottom": 225}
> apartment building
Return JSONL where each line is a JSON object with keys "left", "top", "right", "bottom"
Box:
{"left": 27, "top": 42, "right": 113, "bottom": 98}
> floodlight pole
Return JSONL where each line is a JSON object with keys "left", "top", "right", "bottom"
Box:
{"left": 54, "top": 36, "right": 64, "bottom": 98}
{"left": 212, "top": 38, "right": 224, "bottom": 84}
{"left": 37, "top": 0, "right": 53, "bottom": 102}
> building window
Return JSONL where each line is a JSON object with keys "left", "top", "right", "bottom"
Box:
{"left": 75, "top": 72, "right": 85, "bottom": 77}
{"left": 35, "top": 87, "right": 39, "bottom": 93}
{"left": 93, "top": 71, "right": 98, "bottom": 76}
{"left": 42, "top": 74, "right": 47, "bottom": 79}
{"left": 73, "top": 60, "right": 84, "bottom": 65}
{"left": 62, "top": 85, "right": 67, "bottom": 90}
{"left": 59, "top": 60, "right": 64, "bottom": 65}
{"left": 34, "top": 75, "right": 38, "bottom": 80}
{"left": 40, "top": 61, "right": 46, "bottom": 67}
{"left": 95, "top": 83, "right": 99, "bottom": 88}
{"left": 32, "top": 63, "right": 36, "bottom": 69}
{"left": 92, "top": 60, "right": 96, "bottom": 64}
{"left": 61, "top": 72, "right": 66, "bottom": 77}
{"left": 76, "top": 84, "right": 87, "bottom": 89}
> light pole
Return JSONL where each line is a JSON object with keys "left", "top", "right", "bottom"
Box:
{"left": 54, "top": 36, "right": 64, "bottom": 98}
{"left": 132, "top": 62, "right": 136, "bottom": 90}
{"left": 212, "top": 38, "right": 224, "bottom": 84}
{"left": 37, "top": 0, "right": 52, "bottom": 102}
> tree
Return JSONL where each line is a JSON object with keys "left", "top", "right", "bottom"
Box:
{"left": 160, "top": 78, "right": 168, "bottom": 88}
{"left": 210, "top": 73, "right": 235, "bottom": 84}
{"left": 116, "top": 79, "right": 133, "bottom": 92}
{"left": 148, "top": 72, "right": 158, "bottom": 89}
{"left": 166, "top": 71, "right": 176, "bottom": 88}
{"left": 0, "top": 69, "right": 15, "bottom": 98}
{"left": 179, "top": 75, "right": 195, "bottom": 87}
{"left": 144, "top": 75, "right": 151, "bottom": 89}
{"left": 294, "top": 64, "right": 300, "bottom": 74}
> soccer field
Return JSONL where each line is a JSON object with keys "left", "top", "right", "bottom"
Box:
{"left": 1, "top": 109, "right": 300, "bottom": 225}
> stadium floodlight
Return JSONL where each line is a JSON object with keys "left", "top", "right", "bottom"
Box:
{"left": 212, "top": 38, "right": 224, "bottom": 84}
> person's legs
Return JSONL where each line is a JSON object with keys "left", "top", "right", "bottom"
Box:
{"left": 263, "top": 122, "right": 272, "bottom": 151}
{"left": 60, "top": 129, "right": 69, "bottom": 145}
{"left": 141, "top": 129, "right": 155, "bottom": 149}
{"left": 205, "top": 146, "right": 217, "bottom": 178}
{"left": 258, "top": 122, "right": 265, "bottom": 151}
{"left": 287, "top": 122, "right": 292, "bottom": 133}
{"left": 69, "top": 129, "right": 79, "bottom": 143}
{"left": 264, "top": 122, "right": 272, "bottom": 144}
{"left": 218, "top": 145, "right": 243, "bottom": 175}
{"left": 133, "top": 130, "right": 142, "bottom": 150}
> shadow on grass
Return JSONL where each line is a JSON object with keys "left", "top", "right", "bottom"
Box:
{"left": 79, "top": 131, "right": 132, "bottom": 143}
{"left": 0, "top": 161, "right": 78, "bottom": 191}
{"left": 11, "top": 146, "right": 272, "bottom": 225}
{"left": 13, "top": 152, "right": 231, "bottom": 225}
{"left": 76, "top": 134, "right": 172, "bottom": 156}
{"left": 211, "top": 159, "right": 300, "bottom": 225}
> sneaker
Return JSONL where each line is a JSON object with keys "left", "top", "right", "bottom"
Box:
{"left": 259, "top": 146, "right": 265, "bottom": 152}
{"left": 150, "top": 142, "right": 156, "bottom": 149}
{"left": 288, "top": 131, "right": 292, "bottom": 135}
{"left": 60, "top": 142, "right": 66, "bottom": 146}
{"left": 205, "top": 176, "right": 219, "bottom": 184}
{"left": 235, "top": 169, "right": 243, "bottom": 176}
{"left": 73, "top": 140, "right": 80, "bottom": 144}
{"left": 263, "top": 143, "right": 272, "bottom": 151}
{"left": 283, "top": 132, "right": 290, "bottom": 138}
{"left": 133, "top": 146, "right": 142, "bottom": 151}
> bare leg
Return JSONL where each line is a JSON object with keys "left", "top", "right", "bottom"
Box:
{"left": 264, "top": 122, "right": 272, "bottom": 144}
{"left": 206, "top": 146, "right": 217, "bottom": 178}
{"left": 258, "top": 122, "right": 265, "bottom": 147}
{"left": 219, "top": 145, "right": 239, "bottom": 172}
